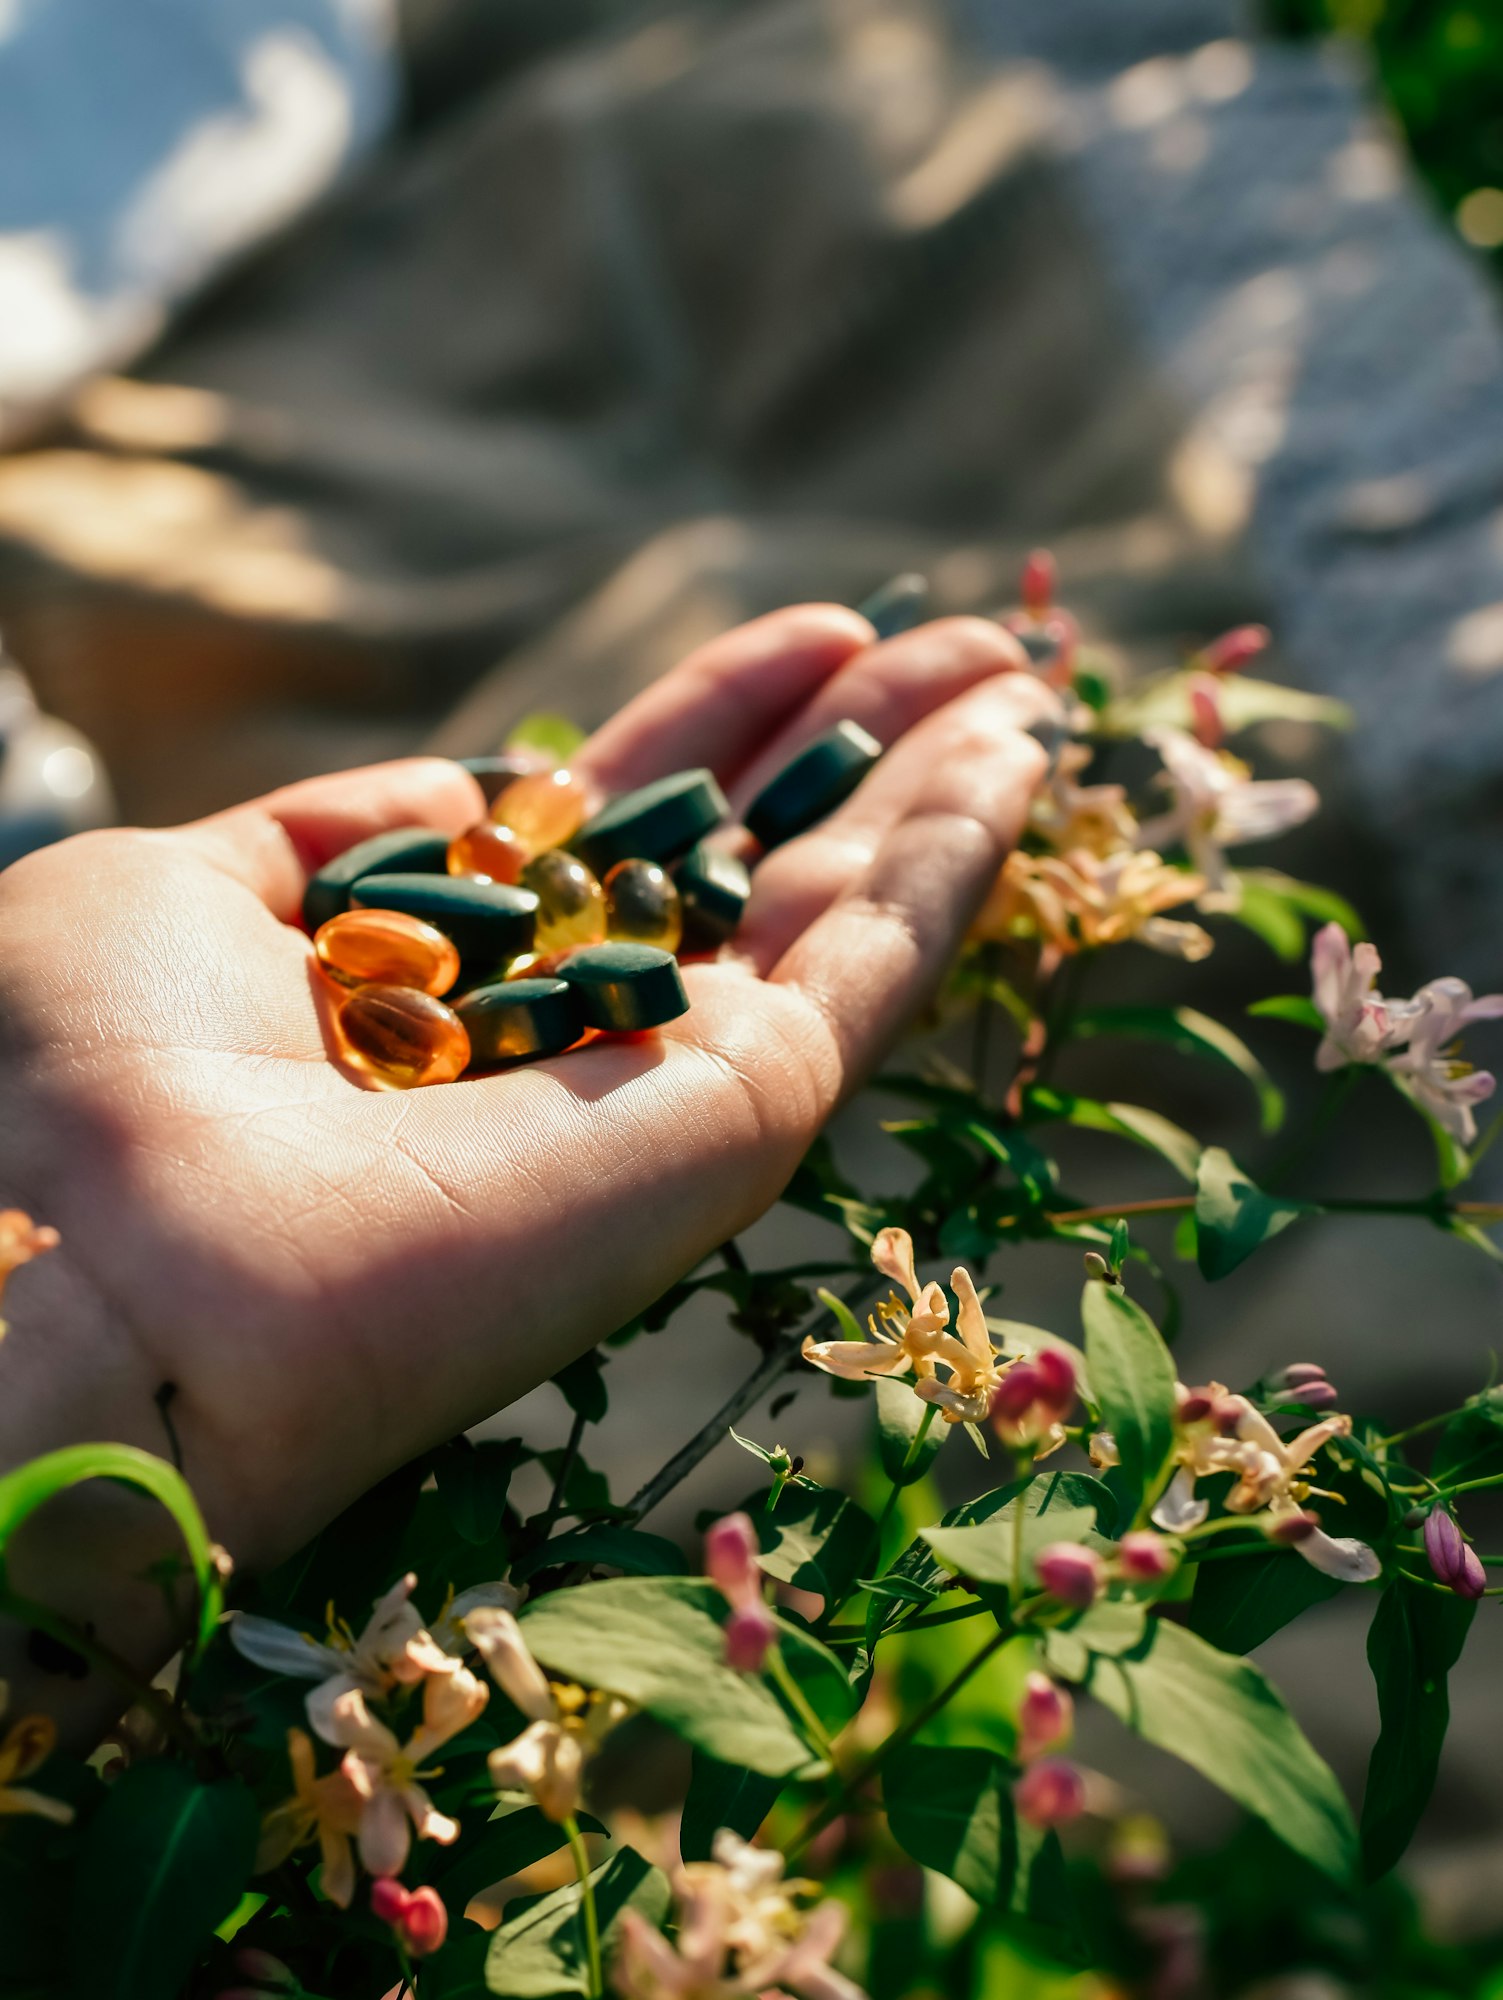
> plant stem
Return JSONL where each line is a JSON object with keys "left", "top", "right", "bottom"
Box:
{"left": 1378, "top": 1409, "right": 1460, "bottom": 1451}
{"left": 1432, "top": 1470, "right": 1503, "bottom": 1503}
{"left": 785, "top": 1626, "right": 1009, "bottom": 1862}
{"left": 563, "top": 1814, "right": 602, "bottom": 2000}
{"left": 1041, "top": 1194, "right": 1503, "bottom": 1227}
{"left": 822, "top": 1600, "right": 988, "bottom": 1644}
{"left": 766, "top": 1645, "right": 836, "bottom": 1762}
{"left": 542, "top": 1410, "right": 588, "bottom": 1533}
{"left": 1263, "top": 1068, "right": 1358, "bottom": 1190}
{"left": 873, "top": 1407, "right": 937, "bottom": 1548}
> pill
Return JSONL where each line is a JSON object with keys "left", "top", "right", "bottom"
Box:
{"left": 673, "top": 843, "right": 750, "bottom": 950}
{"left": 302, "top": 826, "right": 451, "bottom": 933}
{"left": 856, "top": 572, "right": 929, "bottom": 640}
{"left": 573, "top": 768, "right": 729, "bottom": 876}
{"left": 454, "top": 977, "right": 585, "bottom": 1063}
{"left": 603, "top": 859, "right": 682, "bottom": 952}
{"left": 743, "top": 720, "right": 882, "bottom": 850}
{"left": 314, "top": 909, "right": 460, "bottom": 996}
{"left": 448, "top": 820, "right": 527, "bottom": 886}
{"left": 350, "top": 874, "right": 537, "bottom": 967}
{"left": 491, "top": 767, "right": 590, "bottom": 853}
{"left": 521, "top": 849, "right": 607, "bottom": 953}
{"left": 457, "top": 754, "right": 540, "bottom": 807}
{"left": 561, "top": 942, "right": 690, "bottom": 1031}
{"left": 336, "top": 984, "right": 470, "bottom": 1088}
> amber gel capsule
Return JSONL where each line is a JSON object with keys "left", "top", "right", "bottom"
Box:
{"left": 603, "top": 858, "right": 682, "bottom": 953}
{"left": 315, "top": 909, "right": 460, "bottom": 996}
{"left": 521, "top": 848, "right": 607, "bottom": 953}
{"left": 337, "top": 984, "right": 470, "bottom": 1088}
{"left": 490, "top": 767, "right": 590, "bottom": 854}
{"left": 448, "top": 820, "right": 527, "bottom": 886}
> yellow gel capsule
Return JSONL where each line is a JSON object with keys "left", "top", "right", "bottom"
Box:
{"left": 491, "top": 767, "right": 590, "bottom": 853}
{"left": 603, "top": 858, "right": 682, "bottom": 953}
{"left": 521, "top": 849, "right": 607, "bottom": 953}
{"left": 447, "top": 820, "right": 527, "bottom": 885}
{"left": 314, "top": 909, "right": 460, "bottom": 996}
{"left": 336, "top": 984, "right": 470, "bottom": 1088}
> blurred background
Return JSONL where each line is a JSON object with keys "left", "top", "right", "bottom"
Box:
{"left": 3, "top": 0, "right": 1503, "bottom": 1976}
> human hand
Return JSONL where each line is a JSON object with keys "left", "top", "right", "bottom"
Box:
{"left": 0, "top": 607, "right": 1055, "bottom": 1711}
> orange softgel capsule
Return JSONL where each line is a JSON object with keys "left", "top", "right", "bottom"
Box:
{"left": 603, "top": 858, "right": 682, "bottom": 952}
{"left": 491, "top": 767, "right": 590, "bottom": 853}
{"left": 314, "top": 909, "right": 460, "bottom": 996}
{"left": 337, "top": 984, "right": 470, "bottom": 1088}
{"left": 521, "top": 848, "right": 607, "bottom": 953}
{"left": 448, "top": 820, "right": 527, "bottom": 886}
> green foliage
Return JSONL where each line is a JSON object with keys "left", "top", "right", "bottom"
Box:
{"left": 745, "top": 1478, "right": 877, "bottom": 1601}
{"left": 1194, "top": 1147, "right": 1314, "bottom": 1279}
{"left": 1067, "top": 1005, "right": 1284, "bottom": 1133}
{"left": 1362, "top": 1578, "right": 1476, "bottom": 1881}
{"left": 482, "top": 1848, "right": 668, "bottom": 1997}
{"left": 883, "top": 1746, "right": 1018, "bottom": 1905}
{"left": 1079, "top": 1281, "right": 1177, "bottom": 1518}
{"left": 1188, "top": 1548, "right": 1342, "bottom": 1653}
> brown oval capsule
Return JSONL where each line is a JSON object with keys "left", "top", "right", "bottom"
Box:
{"left": 603, "top": 858, "right": 682, "bottom": 952}
{"left": 337, "top": 984, "right": 470, "bottom": 1088}
{"left": 490, "top": 767, "right": 590, "bottom": 853}
{"left": 447, "top": 820, "right": 527, "bottom": 886}
{"left": 314, "top": 909, "right": 460, "bottom": 996}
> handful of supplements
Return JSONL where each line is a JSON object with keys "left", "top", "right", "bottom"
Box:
{"left": 303, "top": 721, "right": 879, "bottom": 1089}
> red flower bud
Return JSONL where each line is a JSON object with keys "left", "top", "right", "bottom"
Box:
{"left": 724, "top": 1602, "right": 776, "bottom": 1673}
{"left": 370, "top": 1878, "right": 410, "bottom": 1924}
{"left": 1210, "top": 1395, "right": 1246, "bottom": 1434}
{"left": 1200, "top": 624, "right": 1269, "bottom": 675}
{"left": 992, "top": 1363, "right": 1042, "bottom": 1423}
{"left": 1018, "top": 1671, "right": 1072, "bottom": 1758}
{"left": 1032, "top": 1346, "right": 1077, "bottom": 1411}
{"left": 1425, "top": 1510, "right": 1486, "bottom": 1599}
{"left": 1275, "top": 1363, "right": 1328, "bottom": 1389}
{"left": 1176, "top": 1391, "right": 1213, "bottom": 1425}
{"left": 705, "top": 1512, "right": 761, "bottom": 1608}
{"left": 1117, "top": 1531, "right": 1175, "bottom": 1582}
{"left": 1188, "top": 676, "right": 1224, "bottom": 750}
{"left": 1015, "top": 1757, "right": 1087, "bottom": 1828}
{"left": 401, "top": 1888, "right": 449, "bottom": 1959}
{"left": 1034, "top": 1543, "right": 1105, "bottom": 1609}
{"left": 1021, "top": 549, "right": 1056, "bottom": 616}
{"left": 1271, "top": 1381, "right": 1340, "bottom": 1411}
{"left": 1266, "top": 1510, "right": 1318, "bottom": 1546}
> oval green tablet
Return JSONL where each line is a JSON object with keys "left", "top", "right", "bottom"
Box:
{"left": 303, "top": 826, "right": 451, "bottom": 932}
{"left": 743, "top": 719, "right": 882, "bottom": 850}
{"left": 574, "top": 767, "right": 729, "bottom": 875}
{"left": 454, "top": 977, "right": 584, "bottom": 1063}
{"left": 674, "top": 842, "right": 750, "bottom": 949}
{"left": 351, "top": 873, "right": 538, "bottom": 965}
{"left": 856, "top": 572, "right": 928, "bottom": 640}
{"left": 560, "top": 942, "right": 690, "bottom": 1031}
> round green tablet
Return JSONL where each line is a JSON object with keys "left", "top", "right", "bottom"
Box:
{"left": 303, "top": 826, "right": 451, "bottom": 932}
{"left": 574, "top": 767, "right": 729, "bottom": 875}
{"left": 560, "top": 942, "right": 690, "bottom": 1031}
{"left": 674, "top": 842, "right": 750, "bottom": 949}
{"left": 743, "top": 719, "right": 882, "bottom": 850}
{"left": 454, "top": 977, "right": 584, "bottom": 1063}
{"left": 856, "top": 572, "right": 929, "bottom": 640}
{"left": 351, "top": 873, "right": 538, "bottom": 965}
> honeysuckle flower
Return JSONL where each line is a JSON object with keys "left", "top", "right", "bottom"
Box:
{"left": 1197, "top": 624, "right": 1270, "bottom": 676}
{"left": 320, "top": 1665, "right": 487, "bottom": 1879}
{"left": 467, "top": 1607, "right": 630, "bottom": 1823}
{"left": 1034, "top": 1544, "right": 1105, "bottom": 1609}
{"left": 0, "top": 1211, "right": 59, "bottom": 1335}
{"left": 1014, "top": 1758, "right": 1087, "bottom": 1829}
{"left": 370, "top": 1879, "right": 449, "bottom": 1957}
{"left": 911, "top": 1267, "right": 1010, "bottom": 1426}
{"left": 231, "top": 1575, "right": 513, "bottom": 1744}
{"left": 1137, "top": 727, "right": 1318, "bottom": 910}
{"left": 1424, "top": 1510, "right": 1486, "bottom": 1599}
{"left": 705, "top": 1513, "right": 776, "bottom": 1672}
{"left": 255, "top": 1727, "right": 368, "bottom": 1907}
{"left": 0, "top": 1685, "right": 72, "bottom": 1825}
{"left": 1027, "top": 744, "right": 1139, "bottom": 858}
{"left": 1017, "top": 1672, "right": 1072, "bottom": 1761}
{"left": 1388, "top": 975, "right": 1503, "bottom": 1145}
{"left": 800, "top": 1227, "right": 953, "bottom": 1387}
{"left": 1310, "top": 924, "right": 1415, "bottom": 1071}
{"left": 978, "top": 846, "right": 1214, "bottom": 960}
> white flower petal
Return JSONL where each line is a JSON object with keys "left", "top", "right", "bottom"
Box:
{"left": 229, "top": 1614, "right": 338, "bottom": 1681}
{"left": 1296, "top": 1530, "right": 1381, "bottom": 1583}
{"left": 1151, "top": 1469, "right": 1208, "bottom": 1533}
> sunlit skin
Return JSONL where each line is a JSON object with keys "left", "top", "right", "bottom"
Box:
{"left": 0, "top": 606, "right": 1051, "bottom": 1735}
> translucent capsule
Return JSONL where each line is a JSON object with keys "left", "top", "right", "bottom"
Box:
{"left": 336, "top": 984, "right": 470, "bottom": 1089}
{"left": 447, "top": 820, "right": 527, "bottom": 886}
{"left": 603, "top": 858, "right": 682, "bottom": 953}
{"left": 314, "top": 908, "right": 460, "bottom": 996}
{"left": 520, "top": 848, "right": 606, "bottom": 953}
{"left": 490, "top": 767, "right": 590, "bottom": 854}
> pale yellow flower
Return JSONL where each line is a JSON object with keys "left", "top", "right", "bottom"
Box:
{"left": 0, "top": 1212, "right": 59, "bottom": 1336}
{"left": 0, "top": 1686, "right": 71, "bottom": 1825}
{"left": 799, "top": 1227, "right": 955, "bottom": 1387}
{"left": 255, "top": 1726, "right": 367, "bottom": 1907}
{"left": 1027, "top": 743, "right": 1138, "bottom": 858}
{"left": 320, "top": 1665, "right": 488, "bottom": 1879}
{"left": 467, "top": 1608, "right": 629, "bottom": 1823}
{"left": 975, "top": 846, "right": 1212, "bottom": 960}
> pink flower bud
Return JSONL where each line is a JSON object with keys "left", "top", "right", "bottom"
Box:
{"left": 1175, "top": 1387, "right": 1213, "bottom": 1424}
{"left": 1032, "top": 1346, "right": 1076, "bottom": 1414}
{"left": 1211, "top": 1395, "right": 1246, "bottom": 1433}
{"left": 724, "top": 1602, "right": 777, "bottom": 1673}
{"left": 1425, "top": 1510, "right": 1486, "bottom": 1599}
{"left": 1117, "top": 1532, "right": 1175, "bottom": 1582}
{"left": 1266, "top": 1510, "right": 1318, "bottom": 1546}
{"left": 401, "top": 1888, "right": 449, "bottom": 1959}
{"left": 1034, "top": 1543, "right": 1105, "bottom": 1609}
{"left": 1271, "top": 1381, "right": 1340, "bottom": 1411}
{"left": 232, "top": 1952, "right": 295, "bottom": 1990}
{"left": 1015, "top": 1757, "right": 1087, "bottom": 1828}
{"left": 1200, "top": 624, "right": 1269, "bottom": 676}
{"left": 1021, "top": 549, "right": 1056, "bottom": 616}
{"left": 992, "top": 1362, "right": 1042, "bottom": 1423}
{"left": 1275, "top": 1363, "right": 1328, "bottom": 1389}
{"left": 1018, "top": 1671, "right": 1072, "bottom": 1759}
{"left": 370, "top": 1878, "right": 410, "bottom": 1925}
{"left": 704, "top": 1512, "right": 761, "bottom": 1609}
{"left": 1188, "top": 676, "right": 1224, "bottom": 750}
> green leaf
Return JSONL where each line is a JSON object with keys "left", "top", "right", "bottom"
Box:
{"left": 511, "top": 1524, "right": 686, "bottom": 1582}
{"left": 433, "top": 1439, "right": 523, "bottom": 1546}
{"left": 504, "top": 712, "right": 585, "bottom": 762}
{"left": 1239, "top": 870, "right": 1363, "bottom": 939}
{"left": 1248, "top": 995, "right": 1324, "bottom": 1031}
{"left": 73, "top": 1764, "right": 258, "bottom": 2000}
{"left": 816, "top": 1289, "right": 867, "bottom": 1344}
{"left": 1026, "top": 1088, "right": 1203, "bottom": 1186}
{"left": 1080, "top": 1282, "right": 1176, "bottom": 1519}
{"left": 1188, "top": 1549, "right": 1340, "bottom": 1654}
{"left": 430, "top": 1804, "right": 574, "bottom": 1917}
{"left": 518, "top": 1579, "right": 849, "bottom": 1777}
{"left": 1194, "top": 1147, "right": 1314, "bottom": 1280}
{"left": 963, "top": 1121, "right": 1056, "bottom": 1204}
{"left": 1069, "top": 1006, "right": 1284, "bottom": 1134}
{"left": 749, "top": 1480, "right": 876, "bottom": 1603}
{"left": 921, "top": 1474, "right": 1115, "bottom": 1593}
{"left": 1226, "top": 881, "right": 1308, "bottom": 961}
{"left": 876, "top": 1377, "right": 944, "bottom": 1486}
{"left": 1046, "top": 1617, "right": 1357, "bottom": 1880}
{"left": 1101, "top": 672, "right": 1351, "bottom": 740}
{"left": 1433, "top": 1387, "right": 1503, "bottom": 1486}
{"left": 554, "top": 1349, "right": 609, "bottom": 1423}
{"left": 679, "top": 1755, "right": 783, "bottom": 1861}
{"left": 484, "top": 1846, "right": 668, "bottom": 1997}
{"left": 0, "top": 1445, "right": 225, "bottom": 1659}
{"left": 1361, "top": 1578, "right": 1475, "bottom": 1880}
{"left": 884, "top": 1746, "right": 1017, "bottom": 1905}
